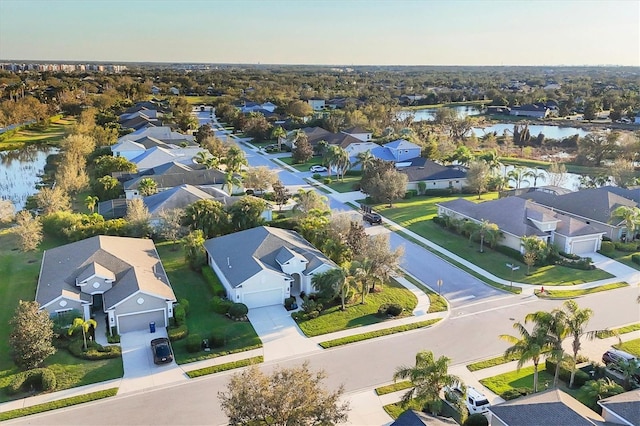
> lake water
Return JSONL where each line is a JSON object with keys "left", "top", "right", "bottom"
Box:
{"left": 473, "top": 123, "right": 590, "bottom": 140}
{"left": 399, "top": 105, "right": 481, "bottom": 122}
{"left": 500, "top": 164, "right": 597, "bottom": 192}
{"left": 0, "top": 146, "right": 58, "bottom": 211}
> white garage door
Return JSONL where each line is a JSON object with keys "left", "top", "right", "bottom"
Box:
{"left": 572, "top": 240, "right": 597, "bottom": 255}
{"left": 118, "top": 310, "right": 166, "bottom": 334}
{"left": 242, "top": 289, "right": 283, "bottom": 309}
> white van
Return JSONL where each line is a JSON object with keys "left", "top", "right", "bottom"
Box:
{"left": 465, "top": 386, "right": 491, "bottom": 415}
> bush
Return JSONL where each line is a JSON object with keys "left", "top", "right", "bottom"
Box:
{"left": 178, "top": 298, "right": 190, "bottom": 315}
{"left": 404, "top": 190, "right": 418, "bottom": 199}
{"left": 284, "top": 297, "right": 296, "bottom": 308}
{"left": 107, "top": 332, "right": 121, "bottom": 344}
{"left": 186, "top": 334, "right": 202, "bottom": 353}
{"left": 312, "top": 173, "right": 321, "bottom": 179}
{"left": 301, "top": 296, "right": 322, "bottom": 315}
{"left": 174, "top": 305, "right": 187, "bottom": 326}
{"left": 464, "top": 413, "right": 489, "bottom": 426}
{"left": 545, "top": 359, "right": 590, "bottom": 387}
{"left": 210, "top": 297, "right": 233, "bottom": 315}
{"left": 599, "top": 241, "right": 615, "bottom": 254}
{"left": 614, "top": 241, "right": 639, "bottom": 252}
{"left": 68, "top": 339, "right": 121, "bottom": 360}
{"left": 555, "top": 257, "right": 594, "bottom": 270}
{"left": 501, "top": 388, "right": 530, "bottom": 400}
{"left": 377, "top": 303, "right": 390, "bottom": 317}
{"left": 559, "top": 251, "right": 580, "bottom": 260}
{"left": 209, "top": 332, "right": 225, "bottom": 348}
{"left": 202, "top": 268, "right": 227, "bottom": 297}
{"left": 387, "top": 304, "right": 404, "bottom": 317}
{"left": 228, "top": 303, "right": 249, "bottom": 319}
{"left": 168, "top": 324, "right": 189, "bottom": 341}
{"left": 7, "top": 368, "right": 57, "bottom": 395}
{"left": 632, "top": 254, "right": 640, "bottom": 266}
{"left": 495, "top": 245, "right": 524, "bottom": 261}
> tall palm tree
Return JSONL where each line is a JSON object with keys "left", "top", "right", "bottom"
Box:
{"left": 562, "top": 300, "right": 596, "bottom": 388}
{"left": 525, "top": 308, "right": 569, "bottom": 387}
{"left": 334, "top": 147, "right": 351, "bottom": 180}
{"left": 224, "top": 145, "right": 248, "bottom": 174}
{"left": 471, "top": 220, "right": 501, "bottom": 253}
{"left": 224, "top": 171, "right": 241, "bottom": 195}
{"left": 84, "top": 195, "right": 99, "bottom": 213}
{"left": 611, "top": 205, "right": 640, "bottom": 242}
{"left": 524, "top": 169, "right": 546, "bottom": 187}
{"left": 270, "top": 126, "right": 287, "bottom": 151}
{"left": 393, "top": 350, "right": 462, "bottom": 414}
{"left": 354, "top": 150, "right": 375, "bottom": 173}
{"left": 311, "top": 267, "right": 349, "bottom": 310}
{"left": 500, "top": 322, "right": 550, "bottom": 393}
{"left": 68, "top": 317, "right": 98, "bottom": 350}
{"left": 507, "top": 167, "right": 530, "bottom": 189}
{"left": 351, "top": 258, "right": 377, "bottom": 305}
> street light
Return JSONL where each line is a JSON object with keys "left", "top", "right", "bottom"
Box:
{"left": 436, "top": 279, "right": 443, "bottom": 296}
{"left": 506, "top": 263, "right": 520, "bottom": 288}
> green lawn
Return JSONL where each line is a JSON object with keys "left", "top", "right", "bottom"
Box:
{"left": 480, "top": 364, "right": 555, "bottom": 397}
{"left": 326, "top": 173, "right": 362, "bottom": 193}
{"left": 319, "top": 319, "right": 440, "bottom": 348}
{"left": 295, "top": 278, "right": 418, "bottom": 337}
{"left": 0, "top": 117, "right": 75, "bottom": 151}
{"left": 375, "top": 195, "right": 614, "bottom": 286}
{"left": 279, "top": 156, "right": 324, "bottom": 171}
{"left": 467, "top": 354, "right": 522, "bottom": 372}
{"left": 614, "top": 338, "right": 640, "bottom": 357}
{"left": 599, "top": 249, "right": 640, "bottom": 271}
{"left": 156, "top": 242, "right": 262, "bottom": 364}
{"left": 376, "top": 381, "right": 413, "bottom": 395}
{"left": 598, "top": 323, "right": 640, "bottom": 338}
{"left": 536, "top": 282, "right": 628, "bottom": 299}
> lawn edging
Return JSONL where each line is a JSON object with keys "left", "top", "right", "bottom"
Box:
{"left": 466, "top": 354, "right": 522, "bottom": 372}
{"left": 185, "top": 356, "right": 263, "bottom": 378}
{"left": 319, "top": 318, "right": 441, "bottom": 349}
{"left": 534, "top": 282, "right": 628, "bottom": 299}
{"left": 375, "top": 380, "right": 412, "bottom": 395}
{"left": 597, "top": 323, "right": 640, "bottom": 339}
{"left": 0, "top": 388, "right": 118, "bottom": 421}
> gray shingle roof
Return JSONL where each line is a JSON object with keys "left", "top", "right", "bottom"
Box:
{"left": 398, "top": 161, "right": 467, "bottom": 182}
{"left": 203, "top": 226, "right": 336, "bottom": 288}
{"left": 489, "top": 389, "right": 605, "bottom": 426}
{"left": 36, "top": 236, "right": 176, "bottom": 310}
{"left": 124, "top": 168, "right": 227, "bottom": 190}
{"left": 598, "top": 389, "right": 640, "bottom": 426}
{"left": 143, "top": 184, "right": 225, "bottom": 216}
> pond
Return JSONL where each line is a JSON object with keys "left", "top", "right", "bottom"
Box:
{"left": 499, "top": 164, "right": 607, "bottom": 192}
{"left": 399, "top": 105, "right": 481, "bottom": 122}
{"left": 0, "top": 146, "right": 58, "bottom": 211}
{"left": 473, "top": 123, "right": 590, "bottom": 140}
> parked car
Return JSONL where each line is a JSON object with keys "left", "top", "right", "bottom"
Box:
{"left": 445, "top": 383, "right": 491, "bottom": 415}
{"left": 602, "top": 348, "right": 636, "bottom": 366}
{"left": 151, "top": 337, "right": 173, "bottom": 365}
{"left": 363, "top": 212, "right": 382, "bottom": 225}
{"left": 309, "top": 165, "right": 327, "bottom": 173}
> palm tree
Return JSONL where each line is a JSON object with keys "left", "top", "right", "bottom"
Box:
{"left": 224, "top": 145, "right": 248, "bottom": 174}
{"left": 311, "top": 268, "right": 349, "bottom": 310}
{"left": 614, "top": 358, "right": 640, "bottom": 390}
{"left": 500, "top": 322, "right": 550, "bottom": 393}
{"left": 354, "top": 150, "right": 375, "bottom": 173}
{"left": 562, "top": 300, "right": 596, "bottom": 388}
{"left": 271, "top": 126, "right": 287, "bottom": 151}
{"left": 471, "top": 220, "right": 501, "bottom": 253}
{"left": 68, "top": 317, "right": 98, "bottom": 350}
{"left": 393, "top": 350, "right": 462, "bottom": 414}
{"left": 84, "top": 195, "right": 99, "bottom": 213}
{"left": 224, "top": 171, "right": 242, "bottom": 196}
{"left": 351, "top": 258, "right": 378, "bottom": 305}
{"left": 138, "top": 177, "right": 158, "bottom": 196}
{"left": 611, "top": 205, "right": 640, "bottom": 242}
{"left": 524, "top": 169, "right": 546, "bottom": 187}
{"left": 507, "top": 167, "right": 530, "bottom": 189}
{"left": 525, "top": 308, "right": 569, "bottom": 387}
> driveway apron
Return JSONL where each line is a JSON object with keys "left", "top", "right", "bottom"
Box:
{"left": 247, "top": 305, "right": 321, "bottom": 361}
{"left": 118, "top": 329, "right": 188, "bottom": 394}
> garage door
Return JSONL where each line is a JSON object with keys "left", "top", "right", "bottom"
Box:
{"left": 242, "top": 289, "right": 283, "bottom": 309}
{"left": 572, "top": 240, "right": 597, "bottom": 255}
{"left": 118, "top": 310, "right": 166, "bottom": 334}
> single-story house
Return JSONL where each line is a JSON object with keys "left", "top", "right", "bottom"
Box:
{"left": 437, "top": 196, "right": 605, "bottom": 255}
{"left": 598, "top": 389, "right": 640, "bottom": 426}
{"left": 398, "top": 158, "right": 467, "bottom": 191}
{"left": 518, "top": 187, "right": 640, "bottom": 241}
{"left": 509, "top": 103, "right": 551, "bottom": 119}
{"left": 36, "top": 236, "right": 176, "bottom": 334}
{"left": 116, "top": 126, "right": 195, "bottom": 146}
{"left": 489, "top": 389, "right": 605, "bottom": 426}
{"left": 128, "top": 146, "right": 208, "bottom": 172}
{"left": 204, "top": 226, "right": 337, "bottom": 309}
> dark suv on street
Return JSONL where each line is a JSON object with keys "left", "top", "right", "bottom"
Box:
{"left": 363, "top": 212, "right": 382, "bottom": 225}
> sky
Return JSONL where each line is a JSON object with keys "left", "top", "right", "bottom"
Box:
{"left": 1, "top": 0, "right": 639, "bottom": 66}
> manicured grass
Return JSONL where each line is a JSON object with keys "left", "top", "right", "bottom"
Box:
{"left": 295, "top": 278, "right": 418, "bottom": 337}
{"left": 186, "top": 356, "right": 263, "bottom": 378}
{"left": 0, "top": 388, "right": 118, "bottom": 422}
{"left": 384, "top": 400, "right": 423, "bottom": 419}
{"left": 40, "top": 349, "right": 123, "bottom": 393}
{"left": 614, "top": 338, "right": 640, "bottom": 357}
{"left": 325, "top": 173, "right": 362, "bottom": 193}
{"left": 480, "top": 364, "right": 554, "bottom": 397}
{"left": 535, "top": 282, "right": 628, "bottom": 299}
{"left": 0, "top": 117, "right": 75, "bottom": 151}
{"left": 376, "top": 380, "right": 413, "bottom": 396}
{"left": 598, "top": 323, "right": 640, "bottom": 338}
{"left": 598, "top": 249, "right": 640, "bottom": 271}
{"left": 156, "top": 242, "right": 262, "bottom": 364}
{"left": 376, "top": 195, "right": 614, "bottom": 286}
{"left": 279, "top": 156, "right": 324, "bottom": 171}
{"left": 319, "top": 319, "right": 441, "bottom": 348}
{"left": 401, "top": 273, "right": 448, "bottom": 313}
{"left": 467, "top": 354, "right": 522, "bottom": 372}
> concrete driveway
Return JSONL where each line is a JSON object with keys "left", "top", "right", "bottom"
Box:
{"left": 247, "top": 305, "right": 321, "bottom": 361}
{"left": 118, "top": 328, "right": 188, "bottom": 394}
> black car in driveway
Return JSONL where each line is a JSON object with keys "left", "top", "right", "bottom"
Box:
{"left": 363, "top": 212, "right": 382, "bottom": 225}
{"left": 151, "top": 338, "right": 173, "bottom": 365}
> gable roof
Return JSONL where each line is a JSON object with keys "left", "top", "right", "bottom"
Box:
{"left": 489, "top": 389, "right": 605, "bottom": 426}
{"left": 123, "top": 167, "right": 227, "bottom": 190}
{"left": 384, "top": 139, "right": 421, "bottom": 151}
{"left": 519, "top": 188, "right": 639, "bottom": 224}
{"left": 142, "top": 184, "right": 226, "bottom": 216}
{"left": 36, "top": 236, "right": 176, "bottom": 311}
{"left": 203, "top": 226, "right": 336, "bottom": 288}
{"left": 112, "top": 139, "right": 146, "bottom": 152}
{"left": 392, "top": 410, "right": 457, "bottom": 426}
{"left": 398, "top": 160, "right": 467, "bottom": 182}
{"left": 130, "top": 146, "right": 207, "bottom": 171}
{"left": 599, "top": 185, "right": 640, "bottom": 203}
{"left": 342, "top": 126, "right": 370, "bottom": 135}
{"left": 598, "top": 390, "right": 640, "bottom": 426}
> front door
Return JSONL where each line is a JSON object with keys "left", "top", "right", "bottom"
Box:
{"left": 92, "top": 293, "right": 103, "bottom": 313}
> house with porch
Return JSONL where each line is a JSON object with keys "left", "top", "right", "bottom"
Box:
{"left": 437, "top": 196, "right": 605, "bottom": 255}
{"left": 203, "top": 226, "right": 336, "bottom": 309}
{"left": 36, "top": 236, "right": 176, "bottom": 335}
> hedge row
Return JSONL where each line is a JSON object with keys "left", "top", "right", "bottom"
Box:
{"left": 68, "top": 340, "right": 121, "bottom": 360}
{"left": 632, "top": 254, "right": 640, "bottom": 265}
{"left": 168, "top": 324, "right": 189, "bottom": 341}
{"left": 6, "top": 368, "right": 56, "bottom": 395}
{"left": 202, "top": 267, "right": 227, "bottom": 297}
{"left": 319, "top": 319, "right": 441, "bottom": 349}
{"left": 186, "top": 356, "right": 264, "bottom": 378}
{"left": 545, "top": 359, "right": 590, "bottom": 387}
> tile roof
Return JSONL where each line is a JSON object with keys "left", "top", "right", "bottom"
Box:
{"left": 203, "top": 226, "right": 336, "bottom": 288}
{"left": 489, "top": 389, "right": 605, "bottom": 426}
{"left": 36, "top": 236, "right": 176, "bottom": 311}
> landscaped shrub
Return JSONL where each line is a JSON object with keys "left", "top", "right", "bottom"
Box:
{"left": 178, "top": 298, "right": 190, "bottom": 315}
{"left": 228, "top": 303, "right": 249, "bottom": 319}
{"left": 404, "top": 190, "right": 418, "bottom": 199}
{"left": 545, "top": 359, "right": 590, "bottom": 387}
{"left": 599, "top": 241, "right": 615, "bottom": 254}
{"left": 555, "top": 257, "right": 595, "bottom": 270}
{"left": 107, "top": 332, "right": 121, "bottom": 344}
{"left": 202, "top": 267, "right": 227, "bottom": 297}
{"left": 210, "top": 297, "right": 233, "bottom": 314}
{"left": 464, "top": 413, "right": 489, "bottom": 426}
{"left": 68, "top": 340, "right": 121, "bottom": 360}
{"left": 312, "top": 173, "right": 321, "bottom": 179}
{"left": 495, "top": 244, "right": 524, "bottom": 262}
{"left": 186, "top": 334, "right": 202, "bottom": 353}
{"left": 168, "top": 324, "right": 189, "bottom": 341}
{"left": 377, "top": 303, "right": 390, "bottom": 317}
{"left": 174, "top": 305, "right": 187, "bottom": 326}
{"left": 284, "top": 297, "right": 296, "bottom": 310}
{"left": 558, "top": 251, "right": 580, "bottom": 260}
{"left": 323, "top": 178, "right": 332, "bottom": 185}
{"left": 500, "top": 387, "right": 530, "bottom": 400}
{"left": 614, "top": 241, "right": 640, "bottom": 252}
{"left": 209, "top": 332, "right": 225, "bottom": 348}
{"left": 6, "top": 368, "right": 57, "bottom": 395}
{"left": 632, "top": 254, "right": 640, "bottom": 266}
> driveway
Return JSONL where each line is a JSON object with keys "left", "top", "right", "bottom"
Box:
{"left": 118, "top": 328, "right": 188, "bottom": 394}
{"left": 590, "top": 252, "right": 640, "bottom": 283}
{"left": 247, "top": 305, "right": 321, "bottom": 361}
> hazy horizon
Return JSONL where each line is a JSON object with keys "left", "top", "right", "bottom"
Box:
{"left": 1, "top": 0, "right": 638, "bottom": 67}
